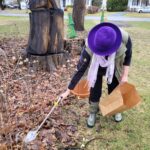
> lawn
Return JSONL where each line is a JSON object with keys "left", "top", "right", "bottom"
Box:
{"left": 0, "top": 8, "right": 31, "bottom": 14}
{"left": 0, "top": 16, "right": 29, "bottom": 37}
{"left": 0, "top": 15, "right": 150, "bottom": 149}
{"left": 80, "top": 24, "right": 150, "bottom": 150}
{"left": 1, "top": 8, "right": 114, "bottom": 18}
{"left": 128, "top": 21, "right": 150, "bottom": 30}
{"left": 2, "top": 8, "right": 150, "bottom": 18}
{"left": 125, "top": 12, "right": 150, "bottom": 18}
{"left": 86, "top": 11, "right": 116, "bottom": 17}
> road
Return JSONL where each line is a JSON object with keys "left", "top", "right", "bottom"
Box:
{"left": 0, "top": 11, "right": 150, "bottom": 22}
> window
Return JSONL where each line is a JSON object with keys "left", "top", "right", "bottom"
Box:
{"left": 63, "top": 0, "right": 66, "bottom": 7}
{"left": 132, "top": 0, "right": 139, "bottom": 6}
{"left": 141, "top": 0, "right": 149, "bottom": 6}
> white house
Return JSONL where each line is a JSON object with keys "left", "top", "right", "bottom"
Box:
{"left": 4, "top": 0, "right": 28, "bottom": 9}
{"left": 101, "top": 0, "right": 107, "bottom": 10}
{"left": 4, "top": 0, "right": 15, "bottom": 5}
{"left": 60, "top": 0, "right": 107, "bottom": 10}
{"left": 97, "top": 0, "right": 150, "bottom": 11}
{"left": 101, "top": 0, "right": 150, "bottom": 11}
{"left": 60, "top": 0, "right": 93, "bottom": 9}
{"left": 127, "top": 0, "right": 150, "bottom": 11}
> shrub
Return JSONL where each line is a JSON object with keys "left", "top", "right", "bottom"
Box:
{"left": 66, "top": 5, "right": 73, "bottom": 12}
{"left": 107, "top": 0, "right": 128, "bottom": 11}
{"left": 66, "top": 5, "right": 73, "bottom": 9}
{"left": 87, "top": 6, "right": 99, "bottom": 14}
{"left": 92, "top": 0, "right": 102, "bottom": 7}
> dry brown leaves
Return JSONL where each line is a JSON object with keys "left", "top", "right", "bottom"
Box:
{"left": 0, "top": 38, "right": 83, "bottom": 150}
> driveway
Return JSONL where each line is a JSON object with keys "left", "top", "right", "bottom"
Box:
{"left": 107, "top": 12, "right": 150, "bottom": 22}
{"left": 0, "top": 11, "right": 150, "bottom": 22}
{"left": 0, "top": 11, "right": 28, "bottom": 17}
{"left": 84, "top": 12, "right": 150, "bottom": 22}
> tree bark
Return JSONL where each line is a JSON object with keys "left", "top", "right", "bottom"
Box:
{"left": 27, "top": 10, "right": 50, "bottom": 55}
{"left": 29, "top": 0, "right": 58, "bottom": 9}
{"left": 72, "top": 0, "right": 86, "bottom": 31}
{"left": 17, "top": 0, "right": 21, "bottom": 9}
{"left": 26, "top": 6, "right": 66, "bottom": 72}
{"left": 0, "top": 92, "right": 8, "bottom": 125}
{"left": 0, "top": 0, "right": 5, "bottom": 10}
{"left": 54, "top": 0, "right": 61, "bottom": 8}
{"left": 50, "top": 0, "right": 58, "bottom": 8}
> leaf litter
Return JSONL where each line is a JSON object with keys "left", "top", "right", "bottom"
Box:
{"left": 0, "top": 37, "right": 88, "bottom": 150}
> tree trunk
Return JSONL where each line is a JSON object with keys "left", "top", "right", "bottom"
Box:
{"left": 0, "top": 0, "right": 5, "bottom": 10}
{"left": 26, "top": 1, "right": 66, "bottom": 72}
{"left": 17, "top": 0, "right": 21, "bottom": 9}
{"left": 27, "top": 10, "right": 51, "bottom": 55}
{"left": 55, "top": 0, "right": 61, "bottom": 8}
{"left": 72, "top": 0, "right": 86, "bottom": 31}
{"left": 29, "top": 0, "right": 58, "bottom": 9}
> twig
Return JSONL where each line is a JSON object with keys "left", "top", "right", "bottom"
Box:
{"left": 9, "top": 133, "right": 13, "bottom": 150}
{"left": 20, "top": 79, "right": 31, "bottom": 104}
{"left": 0, "top": 113, "right": 4, "bottom": 129}
{"left": 84, "top": 136, "right": 110, "bottom": 149}
{"left": 0, "top": 48, "right": 10, "bottom": 77}
{"left": 10, "top": 55, "right": 22, "bottom": 78}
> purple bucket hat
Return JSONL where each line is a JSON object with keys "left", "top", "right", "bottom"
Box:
{"left": 88, "top": 22, "right": 122, "bottom": 56}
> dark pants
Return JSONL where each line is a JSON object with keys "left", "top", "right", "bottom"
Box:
{"left": 89, "top": 72, "right": 119, "bottom": 103}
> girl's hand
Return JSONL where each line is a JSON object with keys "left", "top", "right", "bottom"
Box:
{"left": 60, "top": 89, "right": 71, "bottom": 100}
{"left": 120, "top": 75, "right": 128, "bottom": 83}
{"left": 120, "top": 66, "right": 129, "bottom": 84}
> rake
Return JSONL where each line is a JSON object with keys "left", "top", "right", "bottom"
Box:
{"left": 24, "top": 97, "right": 63, "bottom": 143}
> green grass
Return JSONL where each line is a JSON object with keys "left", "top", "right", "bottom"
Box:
{"left": 0, "top": 16, "right": 29, "bottom": 37}
{"left": 84, "top": 20, "right": 150, "bottom": 31}
{"left": 65, "top": 20, "right": 150, "bottom": 149}
{"left": 73, "top": 21, "right": 150, "bottom": 149}
{"left": 84, "top": 20, "right": 99, "bottom": 30}
{"left": 128, "top": 22, "right": 150, "bottom": 30}
{"left": 125, "top": 12, "right": 150, "bottom": 18}
{"left": 0, "top": 8, "right": 31, "bottom": 14}
{"left": 0, "top": 16, "right": 150, "bottom": 149}
{"left": 2, "top": 9, "right": 150, "bottom": 18}
{"left": 85, "top": 11, "right": 116, "bottom": 17}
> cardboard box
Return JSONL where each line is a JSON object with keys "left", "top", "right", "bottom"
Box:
{"left": 99, "top": 82, "right": 141, "bottom": 116}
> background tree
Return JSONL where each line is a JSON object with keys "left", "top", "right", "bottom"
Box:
{"left": 17, "top": 0, "right": 21, "bottom": 9}
{"left": 72, "top": 0, "right": 86, "bottom": 31}
{"left": 0, "top": 0, "right": 5, "bottom": 10}
{"left": 92, "top": 0, "right": 102, "bottom": 7}
{"left": 55, "top": 0, "right": 61, "bottom": 8}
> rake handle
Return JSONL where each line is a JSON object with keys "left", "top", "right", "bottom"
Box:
{"left": 36, "top": 97, "right": 63, "bottom": 132}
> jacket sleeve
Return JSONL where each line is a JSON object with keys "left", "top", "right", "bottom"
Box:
{"left": 123, "top": 36, "right": 132, "bottom": 66}
{"left": 68, "top": 49, "right": 91, "bottom": 90}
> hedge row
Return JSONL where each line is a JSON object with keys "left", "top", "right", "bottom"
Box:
{"left": 107, "top": 0, "right": 128, "bottom": 11}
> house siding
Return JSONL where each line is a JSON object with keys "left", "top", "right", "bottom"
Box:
{"left": 60, "top": 0, "right": 93, "bottom": 9}
{"left": 128, "top": 0, "right": 150, "bottom": 11}
{"left": 4, "top": 0, "right": 16, "bottom": 5}
{"left": 102, "top": 0, "right": 107, "bottom": 9}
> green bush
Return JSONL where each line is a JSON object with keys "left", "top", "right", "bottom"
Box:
{"left": 87, "top": 6, "right": 99, "bottom": 14}
{"left": 107, "top": 0, "right": 128, "bottom": 11}
{"left": 92, "top": 0, "right": 102, "bottom": 7}
{"left": 66, "top": 5, "right": 73, "bottom": 12}
{"left": 66, "top": 5, "right": 73, "bottom": 9}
